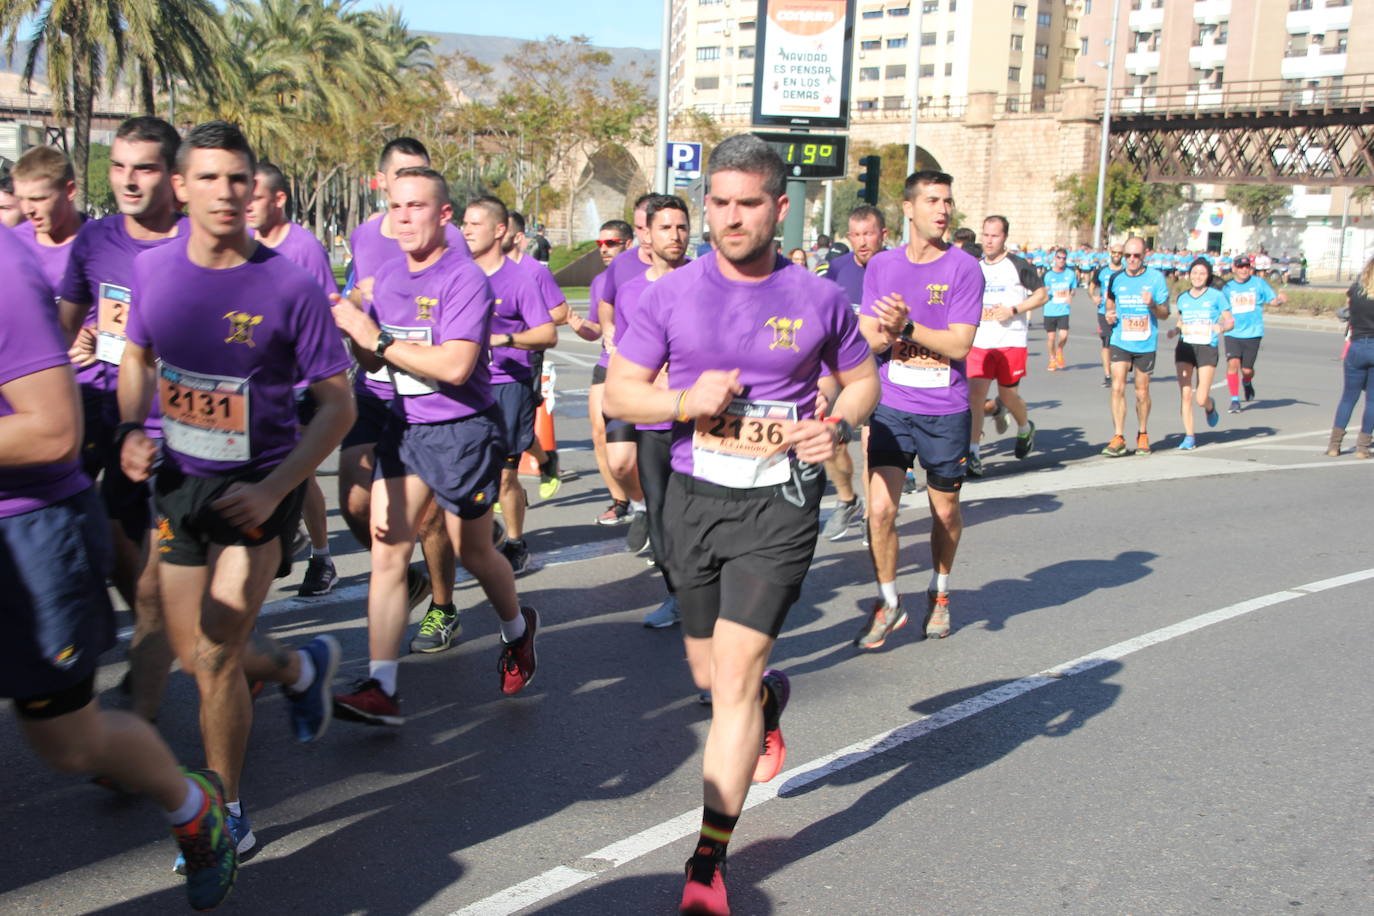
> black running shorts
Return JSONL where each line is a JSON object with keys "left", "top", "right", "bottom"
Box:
{"left": 154, "top": 465, "right": 306, "bottom": 567}
{"left": 1224, "top": 335, "right": 1261, "bottom": 369}
{"left": 1109, "top": 345, "right": 1156, "bottom": 375}
{"left": 1174, "top": 341, "right": 1218, "bottom": 368}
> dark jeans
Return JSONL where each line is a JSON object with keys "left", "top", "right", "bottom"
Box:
{"left": 1333, "top": 337, "right": 1374, "bottom": 433}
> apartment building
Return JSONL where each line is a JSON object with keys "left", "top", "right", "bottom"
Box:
{"left": 667, "top": 0, "right": 1085, "bottom": 118}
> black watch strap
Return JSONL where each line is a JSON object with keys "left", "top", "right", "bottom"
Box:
{"left": 374, "top": 331, "right": 394, "bottom": 358}
{"left": 113, "top": 421, "right": 144, "bottom": 450}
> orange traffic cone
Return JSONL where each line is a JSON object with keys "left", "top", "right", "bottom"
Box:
{"left": 520, "top": 363, "right": 558, "bottom": 476}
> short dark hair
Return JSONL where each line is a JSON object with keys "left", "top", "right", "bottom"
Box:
{"left": 848, "top": 204, "right": 886, "bottom": 231}
{"left": 1188, "top": 256, "right": 1215, "bottom": 286}
{"left": 466, "top": 194, "right": 508, "bottom": 227}
{"left": 707, "top": 134, "right": 786, "bottom": 199}
{"left": 176, "top": 121, "right": 255, "bottom": 175}
{"left": 599, "top": 218, "right": 632, "bottom": 240}
{"left": 116, "top": 116, "right": 180, "bottom": 171}
{"left": 379, "top": 137, "right": 429, "bottom": 173}
{"left": 644, "top": 194, "right": 689, "bottom": 229}
{"left": 983, "top": 214, "right": 1010, "bottom": 235}
{"left": 903, "top": 169, "right": 954, "bottom": 202}
{"left": 391, "top": 166, "right": 449, "bottom": 205}
{"left": 1053, "top": 246, "right": 1067, "bottom": 257}
{"left": 952, "top": 227, "right": 977, "bottom": 246}
{"left": 817, "top": 233, "right": 832, "bottom": 247}
{"left": 255, "top": 162, "right": 288, "bottom": 201}
{"left": 507, "top": 210, "right": 527, "bottom": 237}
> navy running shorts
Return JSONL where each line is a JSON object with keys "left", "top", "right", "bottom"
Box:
{"left": 374, "top": 408, "right": 504, "bottom": 520}
{"left": 866, "top": 403, "right": 971, "bottom": 480}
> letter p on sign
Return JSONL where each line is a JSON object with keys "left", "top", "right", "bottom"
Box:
{"left": 667, "top": 142, "right": 702, "bottom": 174}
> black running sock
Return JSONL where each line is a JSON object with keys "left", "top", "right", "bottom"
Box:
{"left": 691, "top": 806, "right": 738, "bottom": 883}
{"left": 430, "top": 602, "right": 456, "bottom": 615}
{"left": 761, "top": 682, "right": 780, "bottom": 732}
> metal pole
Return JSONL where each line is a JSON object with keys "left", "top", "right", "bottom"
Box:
{"left": 654, "top": 0, "right": 672, "bottom": 195}
{"left": 905, "top": 5, "right": 923, "bottom": 243}
{"left": 1091, "top": 0, "right": 1122, "bottom": 248}
{"left": 783, "top": 177, "right": 806, "bottom": 253}
{"left": 823, "top": 179, "right": 834, "bottom": 238}
{"left": 1337, "top": 190, "right": 1350, "bottom": 281}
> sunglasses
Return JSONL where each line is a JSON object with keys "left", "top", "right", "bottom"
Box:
{"left": 595, "top": 239, "right": 628, "bottom": 248}
{"left": 1125, "top": 252, "right": 1144, "bottom": 259}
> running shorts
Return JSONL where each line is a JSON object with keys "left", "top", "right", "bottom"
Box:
{"left": 1109, "top": 346, "right": 1157, "bottom": 375}
{"left": 966, "top": 346, "right": 1027, "bottom": 386}
{"left": 866, "top": 404, "right": 970, "bottom": 486}
{"left": 1174, "top": 342, "right": 1218, "bottom": 368}
{"left": 374, "top": 408, "right": 504, "bottom": 520}
{"left": 154, "top": 465, "right": 306, "bottom": 567}
{"left": 1224, "top": 336, "right": 1261, "bottom": 369}
{"left": 494, "top": 381, "right": 537, "bottom": 462}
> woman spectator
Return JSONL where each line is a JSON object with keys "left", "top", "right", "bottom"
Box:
{"left": 1326, "top": 255, "right": 1374, "bottom": 458}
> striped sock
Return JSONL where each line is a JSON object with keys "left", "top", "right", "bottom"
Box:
{"left": 691, "top": 806, "right": 739, "bottom": 883}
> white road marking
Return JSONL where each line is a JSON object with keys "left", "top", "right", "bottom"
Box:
{"left": 546, "top": 351, "right": 600, "bottom": 367}
{"left": 450, "top": 567, "right": 1374, "bottom": 916}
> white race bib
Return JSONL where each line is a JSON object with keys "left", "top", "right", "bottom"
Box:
{"left": 158, "top": 361, "right": 251, "bottom": 462}
{"left": 1230, "top": 292, "right": 1257, "bottom": 314}
{"left": 888, "top": 338, "right": 951, "bottom": 389}
{"left": 1181, "top": 321, "right": 1212, "bottom": 345}
{"left": 1121, "top": 315, "right": 1151, "bottom": 342}
{"left": 96, "top": 283, "right": 131, "bottom": 365}
{"left": 365, "top": 325, "right": 439, "bottom": 396}
{"left": 691, "top": 398, "right": 797, "bottom": 489}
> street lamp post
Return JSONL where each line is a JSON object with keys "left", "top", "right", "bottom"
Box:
{"left": 654, "top": 0, "right": 672, "bottom": 195}
{"left": 904, "top": 5, "right": 923, "bottom": 243}
{"left": 1092, "top": 0, "right": 1122, "bottom": 249}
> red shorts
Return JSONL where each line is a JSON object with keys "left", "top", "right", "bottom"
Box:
{"left": 966, "top": 346, "right": 1027, "bottom": 386}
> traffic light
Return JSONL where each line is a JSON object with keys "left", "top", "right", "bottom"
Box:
{"left": 857, "top": 155, "right": 881, "bottom": 205}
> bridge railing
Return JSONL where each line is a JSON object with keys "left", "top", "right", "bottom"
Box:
{"left": 1105, "top": 73, "right": 1374, "bottom": 116}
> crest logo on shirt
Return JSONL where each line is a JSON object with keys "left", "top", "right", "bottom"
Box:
{"left": 414, "top": 296, "right": 439, "bottom": 322}
{"left": 926, "top": 283, "right": 949, "bottom": 306}
{"left": 223, "top": 311, "right": 263, "bottom": 347}
{"left": 766, "top": 316, "right": 803, "bottom": 351}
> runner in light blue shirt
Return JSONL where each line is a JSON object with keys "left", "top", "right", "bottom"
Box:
{"left": 1167, "top": 257, "right": 1234, "bottom": 449}
{"left": 1220, "top": 254, "right": 1285, "bottom": 412}
{"left": 1041, "top": 248, "right": 1077, "bottom": 371}
{"left": 1102, "top": 236, "right": 1171, "bottom": 456}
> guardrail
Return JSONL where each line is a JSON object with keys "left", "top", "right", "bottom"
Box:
{"left": 1104, "top": 73, "right": 1374, "bottom": 116}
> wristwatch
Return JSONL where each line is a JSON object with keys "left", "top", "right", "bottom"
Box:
{"left": 504, "top": 333, "right": 515, "bottom": 348}
{"left": 825, "top": 417, "right": 855, "bottom": 444}
{"left": 374, "top": 330, "right": 395, "bottom": 358}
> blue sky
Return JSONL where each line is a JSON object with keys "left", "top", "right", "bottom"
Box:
{"left": 373, "top": 1, "right": 662, "bottom": 49}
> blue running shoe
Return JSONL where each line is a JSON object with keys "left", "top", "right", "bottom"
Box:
{"left": 285, "top": 635, "right": 341, "bottom": 743}
{"left": 170, "top": 769, "right": 237, "bottom": 910}
{"left": 175, "top": 803, "right": 256, "bottom": 875}
{"left": 1180, "top": 435, "right": 1197, "bottom": 450}
{"left": 1205, "top": 400, "right": 1220, "bottom": 428}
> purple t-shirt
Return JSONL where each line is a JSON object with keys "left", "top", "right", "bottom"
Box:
{"left": 613, "top": 271, "right": 673, "bottom": 432}
{"left": 862, "top": 246, "right": 984, "bottom": 416}
{"left": 513, "top": 253, "right": 565, "bottom": 312}
{"left": 266, "top": 223, "right": 338, "bottom": 296}
{"left": 600, "top": 246, "right": 653, "bottom": 307}
{"left": 367, "top": 247, "right": 494, "bottom": 423}
{"left": 125, "top": 237, "right": 351, "bottom": 478}
{"left": 591, "top": 270, "right": 615, "bottom": 370}
{"left": 823, "top": 250, "right": 870, "bottom": 309}
{"left": 617, "top": 253, "right": 871, "bottom": 480}
{"left": 0, "top": 227, "right": 88, "bottom": 518}
{"left": 15, "top": 219, "right": 81, "bottom": 293}
{"left": 60, "top": 214, "right": 188, "bottom": 395}
{"left": 348, "top": 216, "right": 469, "bottom": 400}
{"left": 487, "top": 258, "right": 553, "bottom": 385}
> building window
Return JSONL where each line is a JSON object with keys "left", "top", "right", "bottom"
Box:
{"left": 739, "top": 19, "right": 755, "bottom": 31}
{"left": 887, "top": 64, "right": 907, "bottom": 79}
{"left": 1035, "top": 43, "right": 1049, "bottom": 58}
{"left": 888, "top": 36, "right": 908, "bottom": 49}
{"left": 1011, "top": 34, "right": 1023, "bottom": 50}
{"left": 1037, "top": 12, "right": 1051, "bottom": 27}
{"left": 1008, "top": 66, "right": 1021, "bottom": 81}
{"left": 1032, "top": 72, "right": 1047, "bottom": 89}
{"left": 885, "top": 95, "right": 906, "bottom": 109}
{"left": 859, "top": 67, "right": 881, "bottom": 81}
{"left": 948, "top": 0, "right": 957, "bottom": 9}
{"left": 889, "top": 5, "right": 910, "bottom": 16}
{"left": 1081, "top": 37, "right": 1089, "bottom": 55}
{"left": 1066, "top": 18, "right": 1077, "bottom": 31}
{"left": 1085, "top": 0, "right": 1092, "bottom": 11}
{"left": 861, "top": 39, "right": 882, "bottom": 50}
{"left": 861, "top": 9, "right": 883, "bottom": 19}
{"left": 921, "top": 31, "right": 936, "bottom": 45}
{"left": 923, "top": 0, "right": 939, "bottom": 12}
{"left": 695, "top": 76, "right": 719, "bottom": 90}
{"left": 947, "top": 31, "right": 955, "bottom": 42}
{"left": 920, "top": 63, "right": 935, "bottom": 78}
{"left": 1013, "top": 4, "right": 1026, "bottom": 19}
{"left": 739, "top": 45, "right": 755, "bottom": 59}
{"left": 698, "top": 0, "right": 723, "bottom": 5}
{"left": 696, "top": 46, "right": 720, "bottom": 61}
{"left": 737, "top": 76, "right": 753, "bottom": 88}
{"left": 945, "top": 62, "right": 953, "bottom": 75}
{"left": 857, "top": 98, "right": 879, "bottom": 110}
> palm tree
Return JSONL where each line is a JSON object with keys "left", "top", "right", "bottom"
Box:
{"left": 0, "top": 0, "right": 230, "bottom": 207}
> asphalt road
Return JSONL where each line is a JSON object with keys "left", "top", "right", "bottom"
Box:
{"left": 1, "top": 295, "right": 1370, "bottom": 916}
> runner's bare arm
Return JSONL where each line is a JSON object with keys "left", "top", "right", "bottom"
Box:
{"left": 331, "top": 295, "right": 386, "bottom": 373}
{"left": 0, "top": 366, "right": 82, "bottom": 468}
{"left": 597, "top": 299, "right": 616, "bottom": 349}
{"left": 57, "top": 298, "right": 87, "bottom": 345}
{"left": 785, "top": 359, "right": 881, "bottom": 464}
{"left": 490, "top": 321, "right": 557, "bottom": 351}
{"left": 115, "top": 340, "right": 158, "bottom": 482}
{"left": 604, "top": 353, "right": 740, "bottom": 425}
{"left": 858, "top": 294, "right": 909, "bottom": 353}
{"left": 548, "top": 303, "right": 570, "bottom": 325}
{"left": 910, "top": 320, "right": 978, "bottom": 362}
{"left": 565, "top": 309, "right": 602, "bottom": 340}
{"left": 212, "top": 372, "right": 356, "bottom": 531}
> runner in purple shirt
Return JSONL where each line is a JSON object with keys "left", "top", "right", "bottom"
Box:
{"left": 611, "top": 195, "right": 693, "bottom": 631}
{"left": 336, "top": 137, "right": 466, "bottom": 627}
{"left": 332, "top": 167, "right": 537, "bottom": 728}
{"left": 605, "top": 135, "right": 879, "bottom": 916}
{"left": 248, "top": 161, "right": 341, "bottom": 598}
{"left": 56, "top": 117, "right": 187, "bottom": 725}
{"left": 116, "top": 122, "right": 354, "bottom": 867}
{"left": 0, "top": 222, "right": 238, "bottom": 912}
{"left": 856, "top": 170, "right": 982, "bottom": 651}
{"left": 11, "top": 145, "right": 84, "bottom": 292}
{"left": 817, "top": 203, "right": 890, "bottom": 541}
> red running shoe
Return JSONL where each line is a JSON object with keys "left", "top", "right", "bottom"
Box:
{"left": 332, "top": 678, "right": 403, "bottom": 726}
{"left": 499, "top": 606, "right": 540, "bottom": 695}
{"left": 680, "top": 849, "right": 729, "bottom": 915}
{"left": 753, "top": 669, "right": 790, "bottom": 783}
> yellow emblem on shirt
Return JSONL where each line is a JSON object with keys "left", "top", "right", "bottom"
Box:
{"left": 927, "top": 283, "right": 949, "bottom": 306}
{"left": 415, "top": 296, "right": 438, "bottom": 322}
{"left": 224, "top": 311, "right": 263, "bottom": 347}
{"left": 766, "top": 316, "right": 803, "bottom": 351}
